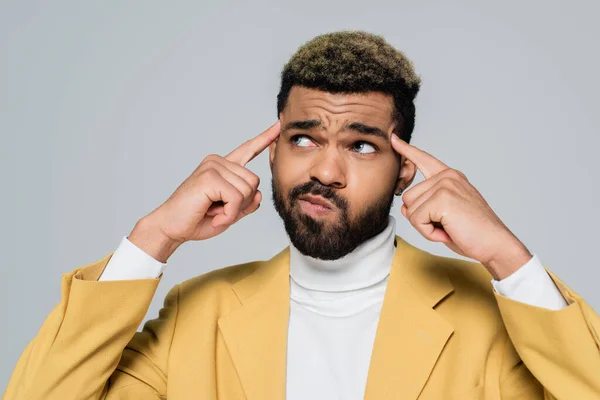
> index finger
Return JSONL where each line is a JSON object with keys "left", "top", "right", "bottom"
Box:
{"left": 225, "top": 120, "right": 281, "bottom": 166}
{"left": 390, "top": 133, "right": 449, "bottom": 179}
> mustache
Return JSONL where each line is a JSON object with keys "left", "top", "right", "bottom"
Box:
{"left": 288, "top": 181, "right": 348, "bottom": 210}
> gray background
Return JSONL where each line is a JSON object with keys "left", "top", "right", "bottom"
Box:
{"left": 1, "top": 0, "right": 598, "bottom": 391}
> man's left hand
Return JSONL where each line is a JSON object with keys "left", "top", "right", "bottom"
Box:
{"left": 390, "top": 134, "right": 532, "bottom": 280}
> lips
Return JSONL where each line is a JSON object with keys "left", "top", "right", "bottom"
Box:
{"left": 298, "top": 194, "right": 334, "bottom": 210}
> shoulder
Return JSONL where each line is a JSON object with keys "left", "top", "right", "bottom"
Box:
{"left": 409, "top": 244, "right": 500, "bottom": 309}
{"left": 173, "top": 246, "right": 289, "bottom": 310}
{"left": 430, "top": 253, "right": 494, "bottom": 293}
{"left": 397, "top": 236, "right": 495, "bottom": 295}
{"left": 421, "top": 251, "right": 506, "bottom": 325}
{"left": 176, "top": 259, "right": 263, "bottom": 303}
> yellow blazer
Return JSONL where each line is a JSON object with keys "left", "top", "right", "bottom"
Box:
{"left": 4, "top": 235, "right": 600, "bottom": 399}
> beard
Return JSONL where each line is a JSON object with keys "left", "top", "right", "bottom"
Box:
{"left": 271, "top": 176, "right": 396, "bottom": 260}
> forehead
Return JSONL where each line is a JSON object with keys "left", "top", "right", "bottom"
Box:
{"left": 282, "top": 86, "right": 395, "bottom": 127}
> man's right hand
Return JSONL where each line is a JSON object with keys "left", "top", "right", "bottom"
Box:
{"left": 128, "top": 120, "right": 281, "bottom": 263}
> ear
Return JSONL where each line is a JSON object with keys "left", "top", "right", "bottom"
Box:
{"left": 269, "top": 139, "right": 277, "bottom": 172}
{"left": 269, "top": 113, "right": 283, "bottom": 172}
{"left": 389, "top": 126, "right": 417, "bottom": 195}
{"left": 394, "top": 154, "right": 417, "bottom": 194}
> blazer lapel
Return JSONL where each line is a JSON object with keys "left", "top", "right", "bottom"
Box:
{"left": 217, "top": 247, "right": 291, "bottom": 400}
{"left": 364, "top": 235, "right": 455, "bottom": 400}
{"left": 216, "top": 236, "right": 455, "bottom": 400}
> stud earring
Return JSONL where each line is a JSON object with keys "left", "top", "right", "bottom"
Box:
{"left": 395, "top": 188, "right": 403, "bottom": 196}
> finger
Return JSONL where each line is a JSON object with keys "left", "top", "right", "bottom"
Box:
{"left": 214, "top": 192, "right": 261, "bottom": 228}
{"left": 213, "top": 157, "right": 261, "bottom": 191}
{"left": 225, "top": 120, "right": 281, "bottom": 166}
{"left": 401, "top": 176, "right": 439, "bottom": 208}
{"left": 402, "top": 173, "right": 462, "bottom": 209}
{"left": 401, "top": 203, "right": 451, "bottom": 244}
{"left": 206, "top": 189, "right": 262, "bottom": 218}
{"left": 390, "top": 134, "right": 450, "bottom": 179}
{"left": 204, "top": 161, "right": 257, "bottom": 210}
{"left": 407, "top": 180, "right": 464, "bottom": 222}
{"left": 204, "top": 177, "right": 245, "bottom": 228}
{"left": 231, "top": 190, "right": 263, "bottom": 223}
{"left": 404, "top": 183, "right": 439, "bottom": 220}
{"left": 206, "top": 202, "right": 224, "bottom": 217}
{"left": 405, "top": 196, "right": 450, "bottom": 243}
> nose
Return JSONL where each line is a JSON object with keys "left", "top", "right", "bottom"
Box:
{"left": 308, "top": 148, "right": 347, "bottom": 189}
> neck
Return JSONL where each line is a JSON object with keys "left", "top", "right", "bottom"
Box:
{"left": 289, "top": 216, "right": 397, "bottom": 292}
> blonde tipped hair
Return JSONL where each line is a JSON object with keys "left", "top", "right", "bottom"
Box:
{"left": 277, "top": 31, "right": 422, "bottom": 142}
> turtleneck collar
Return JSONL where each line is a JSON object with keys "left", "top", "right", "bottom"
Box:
{"left": 289, "top": 215, "right": 397, "bottom": 292}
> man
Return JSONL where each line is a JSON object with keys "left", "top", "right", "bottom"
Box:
{"left": 4, "top": 31, "right": 600, "bottom": 400}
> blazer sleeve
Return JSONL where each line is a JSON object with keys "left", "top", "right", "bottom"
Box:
{"left": 2, "top": 251, "right": 180, "bottom": 400}
{"left": 495, "top": 268, "right": 600, "bottom": 400}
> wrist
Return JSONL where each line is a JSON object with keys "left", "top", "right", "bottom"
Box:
{"left": 128, "top": 217, "right": 182, "bottom": 263}
{"left": 483, "top": 238, "right": 533, "bottom": 281}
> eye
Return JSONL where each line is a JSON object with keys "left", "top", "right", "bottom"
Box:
{"left": 291, "top": 135, "right": 314, "bottom": 147}
{"left": 352, "top": 141, "right": 377, "bottom": 154}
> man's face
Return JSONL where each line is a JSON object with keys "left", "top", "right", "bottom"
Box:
{"left": 270, "top": 86, "right": 416, "bottom": 260}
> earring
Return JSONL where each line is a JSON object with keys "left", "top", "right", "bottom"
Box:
{"left": 395, "top": 188, "right": 403, "bottom": 196}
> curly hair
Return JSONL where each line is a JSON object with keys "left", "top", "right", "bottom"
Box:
{"left": 277, "top": 31, "right": 421, "bottom": 143}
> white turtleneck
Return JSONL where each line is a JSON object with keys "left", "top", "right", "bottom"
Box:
{"left": 285, "top": 216, "right": 396, "bottom": 400}
{"left": 98, "top": 216, "right": 568, "bottom": 399}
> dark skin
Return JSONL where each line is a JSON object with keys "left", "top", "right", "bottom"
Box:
{"left": 269, "top": 86, "right": 532, "bottom": 279}
{"left": 269, "top": 86, "right": 418, "bottom": 224}
{"left": 130, "top": 85, "right": 531, "bottom": 280}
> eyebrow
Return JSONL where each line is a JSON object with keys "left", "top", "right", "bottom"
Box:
{"left": 282, "top": 120, "right": 322, "bottom": 131}
{"left": 345, "top": 122, "right": 389, "bottom": 141}
{"left": 282, "top": 119, "right": 389, "bottom": 142}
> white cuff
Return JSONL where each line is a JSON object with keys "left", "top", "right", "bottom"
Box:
{"left": 491, "top": 253, "right": 568, "bottom": 310}
{"left": 98, "top": 236, "right": 167, "bottom": 281}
